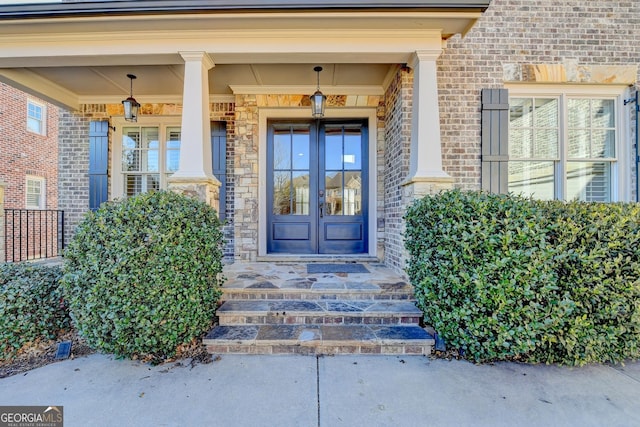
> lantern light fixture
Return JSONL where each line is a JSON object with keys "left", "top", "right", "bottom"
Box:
{"left": 309, "top": 66, "right": 326, "bottom": 119}
{"left": 122, "top": 74, "right": 140, "bottom": 122}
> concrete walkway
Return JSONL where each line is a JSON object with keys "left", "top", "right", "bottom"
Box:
{"left": 1, "top": 355, "right": 639, "bottom": 427}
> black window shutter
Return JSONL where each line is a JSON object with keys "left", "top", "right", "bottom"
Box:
{"left": 89, "top": 120, "right": 109, "bottom": 210}
{"left": 481, "top": 88, "right": 509, "bottom": 194}
{"left": 211, "top": 121, "right": 226, "bottom": 220}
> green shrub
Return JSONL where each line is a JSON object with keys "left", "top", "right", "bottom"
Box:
{"left": 405, "top": 190, "right": 640, "bottom": 365}
{"left": 62, "top": 190, "right": 224, "bottom": 362}
{"left": 0, "top": 263, "right": 70, "bottom": 359}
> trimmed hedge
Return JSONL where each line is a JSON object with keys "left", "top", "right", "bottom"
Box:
{"left": 62, "top": 191, "right": 225, "bottom": 362}
{"left": 0, "top": 263, "right": 70, "bottom": 359}
{"left": 405, "top": 190, "right": 640, "bottom": 365}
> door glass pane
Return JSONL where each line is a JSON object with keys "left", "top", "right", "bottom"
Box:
{"left": 292, "top": 128, "right": 310, "bottom": 169}
{"left": 567, "top": 162, "right": 611, "bottom": 202}
{"left": 325, "top": 171, "right": 343, "bottom": 215}
{"left": 508, "top": 161, "right": 555, "bottom": 200}
{"left": 343, "top": 171, "right": 362, "bottom": 215}
{"left": 273, "top": 171, "right": 291, "bottom": 215}
{"left": 343, "top": 127, "right": 362, "bottom": 170}
{"left": 273, "top": 128, "right": 291, "bottom": 170}
{"left": 325, "top": 127, "right": 343, "bottom": 170}
{"left": 292, "top": 171, "right": 310, "bottom": 215}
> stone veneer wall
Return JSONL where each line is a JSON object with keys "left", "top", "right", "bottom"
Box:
{"left": 438, "top": 0, "right": 640, "bottom": 197}
{"left": 383, "top": 67, "right": 413, "bottom": 271}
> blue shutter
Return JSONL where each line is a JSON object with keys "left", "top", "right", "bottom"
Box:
{"left": 211, "top": 121, "right": 227, "bottom": 220}
{"left": 481, "top": 89, "right": 510, "bottom": 194}
{"left": 89, "top": 120, "right": 109, "bottom": 210}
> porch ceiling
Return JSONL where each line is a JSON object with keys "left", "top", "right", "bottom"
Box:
{"left": 0, "top": 7, "right": 486, "bottom": 109}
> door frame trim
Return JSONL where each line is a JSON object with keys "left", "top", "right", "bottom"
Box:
{"left": 258, "top": 107, "right": 378, "bottom": 257}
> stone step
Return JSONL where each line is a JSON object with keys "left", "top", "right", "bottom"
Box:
{"left": 217, "top": 300, "right": 422, "bottom": 326}
{"left": 204, "top": 324, "right": 434, "bottom": 356}
{"left": 222, "top": 280, "right": 415, "bottom": 301}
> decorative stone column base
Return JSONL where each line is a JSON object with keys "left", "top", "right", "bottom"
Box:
{"left": 402, "top": 176, "right": 455, "bottom": 205}
{"left": 167, "top": 176, "right": 221, "bottom": 215}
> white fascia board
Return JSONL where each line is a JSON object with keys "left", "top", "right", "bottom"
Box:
{"left": 0, "top": 28, "right": 444, "bottom": 65}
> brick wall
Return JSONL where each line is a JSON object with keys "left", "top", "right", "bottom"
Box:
{"left": 383, "top": 67, "right": 413, "bottom": 270}
{"left": 438, "top": 0, "right": 640, "bottom": 195}
{"left": 0, "top": 83, "right": 59, "bottom": 209}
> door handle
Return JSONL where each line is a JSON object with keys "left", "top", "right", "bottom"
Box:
{"left": 319, "top": 201, "right": 324, "bottom": 218}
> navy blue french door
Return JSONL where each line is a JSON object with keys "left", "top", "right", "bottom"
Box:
{"left": 267, "top": 119, "right": 368, "bottom": 254}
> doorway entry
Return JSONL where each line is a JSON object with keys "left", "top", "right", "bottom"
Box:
{"left": 267, "top": 119, "right": 368, "bottom": 254}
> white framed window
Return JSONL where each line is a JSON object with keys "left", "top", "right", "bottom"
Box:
{"left": 26, "top": 176, "right": 46, "bottom": 209}
{"left": 112, "top": 118, "right": 181, "bottom": 198}
{"left": 507, "top": 86, "right": 627, "bottom": 202}
{"left": 27, "top": 99, "right": 46, "bottom": 135}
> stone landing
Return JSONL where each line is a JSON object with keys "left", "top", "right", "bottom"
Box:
{"left": 204, "top": 263, "right": 434, "bottom": 355}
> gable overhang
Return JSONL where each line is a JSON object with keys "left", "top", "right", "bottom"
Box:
{"left": 0, "top": 1, "right": 491, "bottom": 110}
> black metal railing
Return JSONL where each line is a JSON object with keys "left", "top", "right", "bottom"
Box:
{"left": 4, "top": 209, "right": 65, "bottom": 263}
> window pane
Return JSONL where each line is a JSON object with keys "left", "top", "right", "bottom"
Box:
{"left": 273, "top": 171, "right": 291, "bottom": 215}
{"left": 292, "top": 171, "right": 310, "bottom": 215}
{"left": 592, "top": 99, "right": 615, "bottom": 128}
{"left": 166, "top": 128, "right": 181, "bottom": 173}
{"left": 568, "top": 130, "right": 590, "bottom": 158}
{"left": 125, "top": 175, "right": 142, "bottom": 197}
{"left": 508, "top": 161, "right": 555, "bottom": 200}
{"left": 568, "top": 99, "right": 590, "bottom": 128}
{"left": 534, "top": 128, "right": 558, "bottom": 158}
{"left": 591, "top": 129, "right": 616, "bottom": 158}
{"left": 509, "top": 128, "right": 532, "bottom": 159}
{"left": 566, "top": 162, "right": 611, "bottom": 202}
{"left": 146, "top": 174, "right": 160, "bottom": 192}
{"left": 27, "top": 117, "right": 42, "bottom": 134}
{"left": 146, "top": 151, "right": 159, "bottom": 172}
{"left": 510, "top": 98, "right": 533, "bottom": 127}
{"left": 122, "top": 150, "right": 140, "bottom": 171}
{"left": 534, "top": 98, "right": 558, "bottom": 127}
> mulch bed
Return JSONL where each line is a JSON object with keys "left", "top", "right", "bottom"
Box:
{"left": 0, "top": 329, "right": 214, "bottom": 379}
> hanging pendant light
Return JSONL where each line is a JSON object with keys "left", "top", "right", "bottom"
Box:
{"left": 309, "top": 66, "right": 326, "bottom": 119}
{"left": 122, "top": 74, "right": 141, "bottom": 122}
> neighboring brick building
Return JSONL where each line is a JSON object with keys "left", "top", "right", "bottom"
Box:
{"left": 0, "top": 82, "right": 59, "bottom": 210}
{"left": 0, "top": 0, "right": 638, "bottom": 272}
{"left": 0, "top": 82, "right": 60, "bottom": 262}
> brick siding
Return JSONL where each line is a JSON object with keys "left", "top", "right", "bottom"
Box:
{"left": 0, "top": 83, "right": 59, "bottom": 210}
{"left": 438, "top": 0, "right": 640, "bottom": 195}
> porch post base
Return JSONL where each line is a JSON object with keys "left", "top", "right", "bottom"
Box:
{"left": 167, "top": 176, "right": 221, "bottom": 215}
{"left": 402, "top": 175, "right": 454, "bottom": 204}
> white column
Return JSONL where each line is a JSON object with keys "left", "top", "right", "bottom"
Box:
{"left": 168, "top": 52, "right": 220, "bottom": 212}
{"left": 405, "top": 50, "right": 451, "bottom": 183}
{"left": 172, "top": 51, "right": 216, "bottom": 180}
